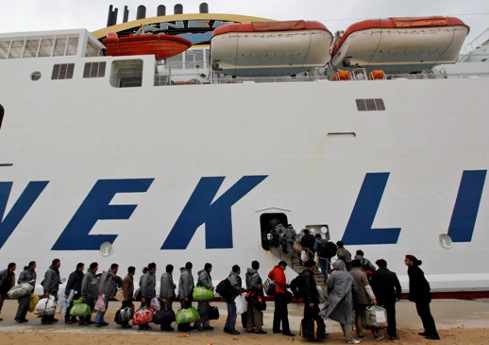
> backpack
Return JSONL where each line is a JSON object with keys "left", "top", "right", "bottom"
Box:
{"left": 115, "top": 307, "right": 133, "bottom": 324}
{"left": 216, "top": 278, "right": 233, "bottom": 301}
{"left": 290, "top": 275, "right": 305, "bottom": 298}
{"left": 321, "top": 241, "right": 337, "bottom": 259}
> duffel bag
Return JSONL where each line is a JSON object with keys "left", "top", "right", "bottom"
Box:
{"left": 115, "top": 307, "right": 133, "bottom": 324}
{"left": 35, "top": 295, "right": 57, "bottom": 316}
{"left": 208, "top": 306, "right": 219, "bottom": 320}
{"left": 192, "top": 287, "right": 214, "bottom": 301}
{"left": 176, "top": 307, "right": 200, "bottom": 325}
{"left": 7, "top": 283, "right": 34, "bottom": 299}
{"left": 154, "top": 308, "right": 176, "bottom": 325}
{"left": 70, "top": 299, "right": 91, "bottom": 318}
{"left": 133, "top": 307, "right": 154, "bottom": 326}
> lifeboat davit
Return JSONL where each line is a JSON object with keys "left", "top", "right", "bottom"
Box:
{"left": 104, "top": 33, "right": 192, "bottom": 60}
{"left": 211, "top": 20, "right": 333, "bottom": 77}
{"left": 332, "top": 17, "right": 470, "bottom": 73}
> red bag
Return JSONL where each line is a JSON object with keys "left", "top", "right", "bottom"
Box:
{"left": 132, "top": 308, "right": 154, "bottom": 325}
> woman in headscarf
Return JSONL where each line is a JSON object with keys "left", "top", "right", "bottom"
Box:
{"left": 405, "top": 255, "right": 440, "bottom": 340}
{"left": 320, "top": 260, "right": 360, "bottom": 344}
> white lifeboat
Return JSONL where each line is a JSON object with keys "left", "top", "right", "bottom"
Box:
{"left": 332, "top": 17, "right": 470, "bottom": 73}
{"left": 211, "top": 20, "right": 333, "bottom": 76}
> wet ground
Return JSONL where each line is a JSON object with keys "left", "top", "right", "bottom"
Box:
{"left": 0, "top": 299, "right": 488, "bottom": 344}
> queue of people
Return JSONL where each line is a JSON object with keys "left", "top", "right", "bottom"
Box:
{"left": 0, "top": 239, "right": 440, "bottom": 342}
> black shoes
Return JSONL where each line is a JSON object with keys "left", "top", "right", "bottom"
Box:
{"left": 224, "top": 328, "right": 240, "bottom": 335}
{"left": 283, "top": 332, "right": 295, "bottom": 336}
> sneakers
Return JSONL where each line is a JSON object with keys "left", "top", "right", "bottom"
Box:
{"left": 347, "top": 338, "right": 361, "bottom": 344}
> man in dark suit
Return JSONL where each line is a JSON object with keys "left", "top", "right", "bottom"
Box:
{"left": 370, "top": 259, "right": 402, "bottom": 340}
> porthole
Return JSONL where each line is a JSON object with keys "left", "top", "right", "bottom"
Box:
{"left": 439, "top": 234, "right": 453, "bottom": 249}
{"left": 99, "top": 241, "right": 113, "bottom": 257}
{"left": 31, "top": 71, "right": 42, "bottom": 81}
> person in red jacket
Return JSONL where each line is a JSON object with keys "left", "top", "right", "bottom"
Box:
{"left": 268, "top": 261, "right": 294, "bottom": 336}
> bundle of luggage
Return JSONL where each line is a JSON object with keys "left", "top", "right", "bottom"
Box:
{"left": 69, "top": 299, "right": 91, "bottom": 318}
{"left": 366, "top": 306, "right": 388, "bottom": 328}
{"left": 34, "top": 296, "right": 57, "bottom": 317}
{"left": 192, "top": 287, "right": 214, "bottom": 301}
{"left": 7, "top": 283, "right": 33, "bottom": 299}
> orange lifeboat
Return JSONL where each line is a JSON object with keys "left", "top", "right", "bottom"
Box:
{"left": 103, "top": 33, "right": 192, "bottom": 60}
{"left": 211, "top": 20, "right": 333, "bottom": 76}
{"left": 331, "top": 17, "right": 470, "bottom": 72}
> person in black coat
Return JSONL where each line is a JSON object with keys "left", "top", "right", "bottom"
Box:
{"left": 300, "top": 260, "right": 326, "bottom": 340}
{"left": 371, "top": 259, "right": 402, "bottom": 340}
{"left": 65, "top": 263, "right": 85, "bottom": 323}
{"left": 405, "top": 255, "right": 440, "bottom": 340}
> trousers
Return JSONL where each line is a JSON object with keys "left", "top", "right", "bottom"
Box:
{"left": 225, "top": 301, "right": 237, "bottom": 331}
{"left": 415, "top": 302, "right": 439, "bottom": 337}
{"left": 273, "top": 293, "right": 291, "bottom": 334}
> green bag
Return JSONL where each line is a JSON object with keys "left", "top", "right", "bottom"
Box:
{"left": 70, "top": 299, "right": 91, "bottom": 318}
{"left": 192, "top": 287, "right": 214, "bottom": 301}
{"left": 176, "top": 307, "right": 200, "bottom": 324}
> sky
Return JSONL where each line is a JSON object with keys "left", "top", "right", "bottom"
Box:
{"left": 0, "top": 0, "right": 488, "bottom": 43}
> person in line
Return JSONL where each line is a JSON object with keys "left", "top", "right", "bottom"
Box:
{"left": 160, "top": 264, "right": 176, "bottom": 331}
{"left": 301, "top": 260, "right": 326, "bottom": 340}
{"left": 196, "top": 263, "right": 214, "bottom": 331}
{"left": 95, "top": 263, "right": 119, "bottom": 327}
{"left": 245, "top": 260, "right": 266, "bottom": 334}
{"left": 350, "top": 260, "right": 381, "bottom": 340}
{"left": 141, "top": 263, "right": 157, "bottom": 306}
{"left": 178, "top": 262, "right": 194, "bottom": 309}
{"left": 405, "top": 255, "right": 440, "bottom": 340}
{"left": 321, "top": 260, "right": 360, "bottom": 344}
{"left": 64, "top": 262, "right": 85, "bottom": 324}
{"left": 15, "top": 261, "right": 36, "bottom": 323}
{"left": 336, "top": 241, "right": 352, "bottom": 270}
{"left": 224, "top": 265, "right": 243, "bottom": 335}
{"left": 300, "top": 229, "right": 316, "bottom": 259}
{"left": 371, "top": 259, "right": 402, "bottom": 340}
{"left": 268, "top": 261, "right": 294, "bottom": 336}
{"left": 317, "top": 238, "right": 336, "bottom": 281}
{"left": 122, "top": 266, "right": 135, "bottom": 305}
{"left": 135, "top": 267, "right": 148, "bottom": 302}
{"left": 354, "top": 250, "right": 376, "bottom": 274}
{"left": 80, "top": 262, "right": 98, "bottom": 325}
{"left": 283, "top": 225, "right": 297, "bottom": 256}
{"left": 0, "top": 263, "right": 16, "bottom": 322}
{"left": 41, "top": 258, "right": 62, "bottom": 324}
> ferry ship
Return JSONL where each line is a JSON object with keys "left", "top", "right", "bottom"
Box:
{"left": 0, "top": 3, "right": 488, "bottom": 296}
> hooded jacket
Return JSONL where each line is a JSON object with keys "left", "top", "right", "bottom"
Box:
{"left": 81, "top": 270, "right": 99, "bottom": 302}
{"left": 65, "top": 270, "right": 84, "bottom": 298}
{"left": 227, "top": 271, "right": 242, "bottom": 299}
{"left": 245, "top": 268, "right": 263, "bottom": 293}
{"left": 197, "top": 269, "right": 213, "bottom": 290}
{"left": 42, "top": 266, "right": 61, "bottom": 296}
{"left": 140, "top": 271, "right": 156, "bottom": 300}
{"left": 178, "top": 269, "right": 194, "bottom": 300}
{"left": 160, "top": 272, "right": 176, "bottom": 300}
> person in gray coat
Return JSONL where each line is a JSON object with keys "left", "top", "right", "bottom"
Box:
{"left": 95, "top": 263, "right": 118, "bottom": 327}
{"left": 80, "top": 262, "right": 98, "bottom": 325}
{"left": 178, "top": 262, "right": 194, "bottom": 309}
{"left": 245, "top": 261, "right": 266, "bottom": 334}
{"left": 141, "top": 263, "right": 157, "bottom": 306}
{"left": 196, "top": 263, "right": 214, "bottom": 331}
{"left": 41, "top": 259, "right": 62, "bottom": 324}
{"left": 15, "top": 261, "right": 36, "bottom": 323}
{"left": 224, "top": 265, "right": 243, "bottom": 335}
{"left": 320, "top": 260, "right": 360, "bottom": 344}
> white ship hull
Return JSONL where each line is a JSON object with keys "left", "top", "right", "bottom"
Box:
{"left": 0, "top": 53, "right": 488, "bottom": 294}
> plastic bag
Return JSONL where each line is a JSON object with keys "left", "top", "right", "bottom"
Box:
{"left": 7, "top": 283, "right": 34, "bottom": 299}
{"left": 235, "top": 294, "right": 248, "bottom": 315}
{"left": 366, "top": 305, "right": 387, "bottom": 328}
{"left": 29, "top": 294, "right": 40, "bottom": 313}
{"left": 94, "top": 294, "right": 106, "bottom": 312}
{"left": 61, "top": 289, "right": 75, "bottom": 315}
{"left": 70, "top": 299, "right": 91, "bottom": 318}
{"left": 35, "top": 295, "right": 57, "bottom": 316}
{"left": 133, "top": 308, "right": 154, "bottom": 325}
{"left": 192, "top": 287, "right": 214, "bottom": 301}
{"left": 175, "top": 307, "right": 200, "bottom": 324}
{"left": 150, "top": 297, "right": 161, "bottom": 311}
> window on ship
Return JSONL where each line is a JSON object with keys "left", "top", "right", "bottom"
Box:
{"left": 110, "top": 60, "right": 143, "bottom": 88}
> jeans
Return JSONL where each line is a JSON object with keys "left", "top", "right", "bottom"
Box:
{"left": 416, "top": 302, "right": 439, "bottom": 337}
{"left": 225, "top": 301, "right": 237, "bottom": 331}
{"left": 273, "top": 293, "right": 291, "bottom": 334}
{"left": 15, "top": 295, "right": 31, "bottom": 321}
{"left": 318, "top": 257, "right": 330, "bottom": 280}
{"left": 196, "top": 300, "right": 210, "bottom": 328}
